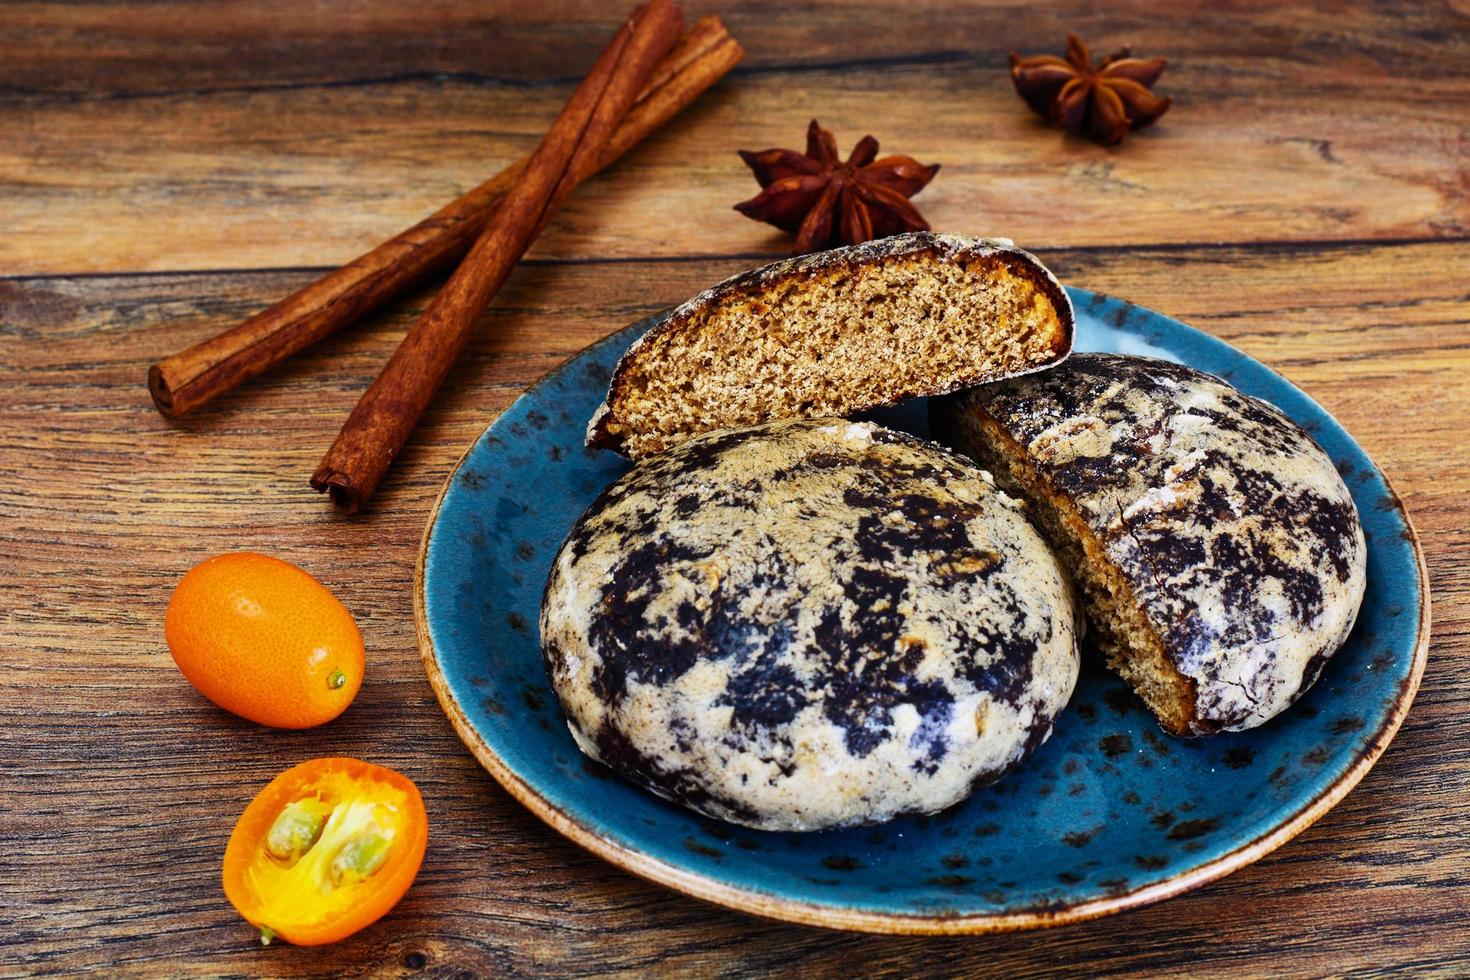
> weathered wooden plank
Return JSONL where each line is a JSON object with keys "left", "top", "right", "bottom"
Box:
{"left": 2, "top": 240, "right": 1467, "bottom": 974}
{"left": 4, "top": 0, "right": 1468, "bottom": 98}
{"left": 3, "top": 1, "right": 1467, "bottom": 274}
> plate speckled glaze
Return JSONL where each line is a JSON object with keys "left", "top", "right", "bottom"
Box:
{"left": 415, "top": 287, "right": 1428, "bottom": 934}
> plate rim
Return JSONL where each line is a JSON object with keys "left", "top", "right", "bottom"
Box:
{"left": 414, "top": 293, "right": 1430, "bottom": 935}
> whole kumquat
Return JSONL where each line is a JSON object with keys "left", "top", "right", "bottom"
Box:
{"left": 165, "top": 552, "right": 364, "bottom": 728}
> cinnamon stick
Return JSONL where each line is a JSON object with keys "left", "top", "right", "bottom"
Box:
{"left": 147, "top": 13, "right": 740, "bottom": 418}
{"left": 310, "top": 0, "right": 683, "bottom": 514}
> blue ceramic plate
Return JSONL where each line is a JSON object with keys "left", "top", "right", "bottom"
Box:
{"left": 415, "top": 287, "right": 1428, "bottom": 933}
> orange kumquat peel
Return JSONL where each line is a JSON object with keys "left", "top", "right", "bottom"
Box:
{"left": 223, "top": 758, "right": 428, "bottom": 946}
{"left": 165, "top": 552, "right": 364, "bottom": 728}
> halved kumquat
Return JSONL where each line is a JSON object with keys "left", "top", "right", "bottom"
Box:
{"left": 223, "top": 758, "right": 428, "bottom": 946}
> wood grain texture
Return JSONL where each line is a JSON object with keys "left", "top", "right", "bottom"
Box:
{"left": 3, "top": 0, "right": 1469, "bottom": 975}
{"left": 3, "top": 1, "right": 1468, "bottom": 274}
{"left": 4, "top": 242, "right": 1469, "bottom": 976}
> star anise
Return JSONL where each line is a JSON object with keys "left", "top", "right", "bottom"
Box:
{"left": 1010, "top": 33, "right": 1171, "bottom": 145}
{"left": 734, "top": 119, "right": 940, "bottom": 254}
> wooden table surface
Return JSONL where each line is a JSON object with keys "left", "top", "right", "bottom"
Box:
{"left": 4, "top": 1, "right": 1468, "bottom": 975}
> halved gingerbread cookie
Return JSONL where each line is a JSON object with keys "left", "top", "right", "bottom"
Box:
{"left": 932, "top": 353, "right": 1367, "bottom": 735}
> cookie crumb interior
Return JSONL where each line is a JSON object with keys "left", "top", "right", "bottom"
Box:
{"left": 941, "top": 407, "right": 1199, "bottom": 735}
{"left": 604, "top": 252, "right": 1069, "bottom": 457}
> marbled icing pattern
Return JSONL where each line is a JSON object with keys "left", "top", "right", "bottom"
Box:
{"left": 934, "top": 353, "right": 1367, "bottom": 734}
{"left": 541, "top": 418, "right": 1080, "bottom": 831}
